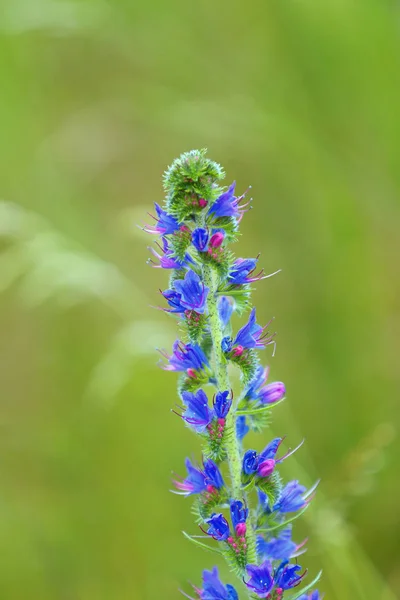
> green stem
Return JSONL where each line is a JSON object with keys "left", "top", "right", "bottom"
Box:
{"left": 203, "top": 265, "right": 258, "bottom": 573}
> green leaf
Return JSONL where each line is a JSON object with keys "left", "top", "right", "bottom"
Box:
{"left": 182, "top": 531, "right": 222, "bottom": 555}
{"left": 286, "top": 571, "right": 323, "bottom": 600}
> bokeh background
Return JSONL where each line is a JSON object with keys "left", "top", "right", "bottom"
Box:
{"left": 1, "top": 1, "right": 399, "bottom": 599}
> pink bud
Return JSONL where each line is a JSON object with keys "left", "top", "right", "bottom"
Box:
{"left": 198, "top": 198, "right": 208, "bottom": 208}
{"left": 232, "top": 345, "right": 244, "bottom": 357}
{"left": 258, "top": 458, "right": 276, "bottom": 478}
{"left": 187, "top": 368, "right": 197, "bottom": 379}
{"left": 180, "top": 225, "right": 190, "bottom": 233}
{"left": 206, "top": 484, "right": 215, "bottom": 493}
{"left": 209, "top": 231, "right": 225, "bottom": 248}
{"left": 217, "top": 418, "right": 225, "bottom": 426}
{"left": 235, "top": 522, "right": 247, "bottom": 536}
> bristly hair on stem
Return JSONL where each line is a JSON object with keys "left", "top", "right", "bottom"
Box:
{"left": 144, "top": 149, "right": 322, "bottom": 600}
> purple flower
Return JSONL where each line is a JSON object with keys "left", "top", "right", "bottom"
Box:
{"left": 148, "top": 237, "right": 190, "bottom": 269}
{"left": 160, "top": 341, "right": 209, "bottom": 372}
{"left": 234, "top": 308, "right": 274, "bottom": 349}
{"left": 244, "top": 561, "right": 274, "bottom": 597}
{"left": 193, "top": 567, "right": 238, "bottom": 600}
{"left": 274, "top": 561, "right": 306, "bottom": 590}
{"left": 143, "top": 203, "right": 180, "bottom": 235}
{"left": 259, "top": 382, "right": 286, "bottom": 404}
{"left": 181, "top": 389, "right": 213, "bottom": 432}
{"left": 236, "top": 416, "right": 249, "bottom": 441}
{"left": 257, "top": 527, "right": 297, "bottom": 561}
{"left": 203, "top": 459, "right": 224, "bottom": 490}
{"left": 298, "top": 592, "right": 321, "bottom": 600}
{"left": 213, "top": 390, "right": 232, "bottom": 419}
{"left": 243, "top": 449, "right": 258, "bottom": 475}
{"left": 206, "top": 513, "right": 230, "bottom": 541}
{"left": 208, "top": 182, "right": 249, "bottom": 219}
{"left": 230, "top": 500, "right": 248, "bottom": 529}
{"left": 257, "top": 459, "right": 276, "bottom": 478}
{"left": 192, "top": 228, "right": 209, "bottom": 252}
{"left": 245, "top": 366, "right": 285, "bottom": 405}
{"left": 173, "top": 269, "right": 209, "bottom": 314}
{"left": 173, "top": 458, "right": 207, "bottom": 496}
{"left": 274, "top": 481, "right": 311, "bottom": 513}
{"left": 218, "top": 296, "right": 234, "bottom": 328}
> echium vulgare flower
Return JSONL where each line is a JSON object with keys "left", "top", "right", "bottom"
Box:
{"left": 144, "top": 149, "right": 322, "bottom": 599}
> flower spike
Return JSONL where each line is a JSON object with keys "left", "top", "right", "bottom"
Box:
{"left": 144, "top": 149, "right": 321, "bottom": 599}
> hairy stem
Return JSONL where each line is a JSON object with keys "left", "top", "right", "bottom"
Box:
{"left": 203, "top": 265, "right": 258, "bottom": 572}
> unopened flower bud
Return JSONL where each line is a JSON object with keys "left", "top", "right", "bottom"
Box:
{"left": 209, "top": 231, "right": 225, "bottom": 248}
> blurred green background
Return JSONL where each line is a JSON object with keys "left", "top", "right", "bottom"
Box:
{"left": 0, "top": 1, "right": 399, "bottom": 598}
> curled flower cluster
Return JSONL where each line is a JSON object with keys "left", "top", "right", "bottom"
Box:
{"left": 144, "top": 149, "right": 321, "bottom": 599}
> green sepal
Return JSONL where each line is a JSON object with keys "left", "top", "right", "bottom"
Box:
{"left": 182, "top": 531, "right": 222, "bottom": 555}
{"left": 286, "top": 571, "right": 323, "bottom": 600}
{"left": 169, "top": 227, "right": 192, "bottom": 262}
{"left": 184, "top": 310, "right": 208, "bottom": 344}
{"left": 163, "top": 149, "right": 225, "bottom": 221}
{"left": 178, "top": 369, "right": 212, "bottom": 393}
{"left": 191, "top": 488, "right": 230, "bottom": 523}
{"left": 197, "top": 246, "right": 233, "bottom": 280}
{"left": 256, "top": 470, "right": 283, "bottom": 510}
{"left": 228, "top": 348, "right": 259, "bottom": 384}
{"left": 241, "top": 471, "right": 255, "bottom": 489}
{"left": 206, "top": 215, "right": 239, "bottom": 242}
{"left": 217, "top": 284, "right": 252, "bottom": 315}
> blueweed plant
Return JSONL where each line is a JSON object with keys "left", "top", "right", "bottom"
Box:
{"left": 144, "top": 149, "right": 322, "bottom": 599}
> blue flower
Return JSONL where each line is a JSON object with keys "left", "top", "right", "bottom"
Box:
{"left": 273, "top": 480, "right": 311, "bottom": 513}
{"left": 230, "top": 500, "right": 248, "bottom": 529}
{"left": 244, "top": 561, "right": 274, "bottom": 597}
{"left": 257, "top": 526, "right": 297, "bottom": 561}
{"left": 181, "top": 389, "right": 213, "bottom": 432}
{"left": 200, "top": 567, "right": 239, "bottom": 600}
{"left": 161, "top": 289, "right": 186, "bottom": 313}
{"left": 245, "top": 365, "right": 269, "bottom": 400}
{"left": 160, "top": 341, "right": 209, "bottom": 372}
{"left": 173, "top": 458, "right": 206, "bottom": 496}
{"left": 228, "top": 257, "right": 280, "bottom": 285}
{"left": 221, "top": 336, "right": 233, "bottom": 353}
{"left": 203, "top": 459, "right": 224, "bottom": 490}
{"left": 206, "top": 513, "right": 230, "bottom": 541}
{"left": 228, "top": 258, "right": 258, "bottom": 284}
{"left": 174, "top": 269, "right": 209, "bottom": 314}
{"left": 143, "top": 203, "right": 180, "bottom": 235}
{"left": 236, "top": 416, "right": 249, "bottom": 441}
{"left": 213, "top": 390, "right": 232, "bottom": 419}
{"left": 234, "top": 308, "right": 271, "bottom": 349}
{"left": 218, "top": 296, "right": 234, "bottom": 328}
{"left": 274, "top": 561, "right": 306, "bottom": 590}
{"left": 208, "top": 182, "right": 249, "bottom": 219}
{"left": 243, "top": 449, "right": 258, "bottom": 475}
{"left": 192, "top": 228, "right": 209, "bottom": 252}
{"left": 259, "top": 438, "right": 283, "bottom": 462}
